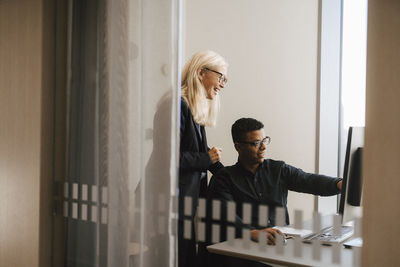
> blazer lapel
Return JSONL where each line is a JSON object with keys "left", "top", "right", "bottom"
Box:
{"left": 200, "top": 126, "right": 207, "bottom": 150}
{"left": 192, "top": 119, "right": 203, "bottom": 148}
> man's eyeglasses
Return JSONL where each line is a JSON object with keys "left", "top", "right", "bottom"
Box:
{"left": 239, "top": 136, "right": 271, "bottom": 148}
{"left": 204, "top": 67, "right": 228, "bottom": 85}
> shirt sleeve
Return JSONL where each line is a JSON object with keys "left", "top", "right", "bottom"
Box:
{"left": 281, "top": 163, "right": 342, "bottom": 196}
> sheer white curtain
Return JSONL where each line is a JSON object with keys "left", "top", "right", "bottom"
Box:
{"left": 65, "top": 0, "right": 180, "bottom": 266}
{"left": 126, "top": 0, "right": 181, "bottom": 266}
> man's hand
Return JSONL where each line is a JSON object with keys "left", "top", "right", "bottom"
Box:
{"left": 208, "top": 147, "right": 222, "bottom": 163}
{"left": 250, "top": 228, "right": 284, "bottom": 245}
{"left": 337, "top": 180, "right": 342, "bottom": 190}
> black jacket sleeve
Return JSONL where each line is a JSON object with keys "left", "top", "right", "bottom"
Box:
{"left": 208, "top": 158, "right": 224, "bottom": 175}
{"left": 180, "top": 151, "right": 213, "bottom": 172}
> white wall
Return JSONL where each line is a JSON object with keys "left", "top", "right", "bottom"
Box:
{"left": 183, "top": 0, "right": 320, "bottom": 220}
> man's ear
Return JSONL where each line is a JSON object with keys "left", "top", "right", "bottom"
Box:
{"left": 234, "top": 143, "right": 241, "bottom": 152}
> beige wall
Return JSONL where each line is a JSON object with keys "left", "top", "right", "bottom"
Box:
{"left": 183, "top": 0, "right": 320, "bottom": 220}
{"left": 0, "top": 0, "right": 54, "bottom": 266}
{"left": 362, "top": 0, "right": 400, "bottom": 265}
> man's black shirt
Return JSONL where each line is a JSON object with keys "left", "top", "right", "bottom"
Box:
{"left": 207, "top": 159, "right": 341, "bottom": 231}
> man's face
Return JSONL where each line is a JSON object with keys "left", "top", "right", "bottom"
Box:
{"left": 236, "top": 128, "right": 267, "bottom": 165}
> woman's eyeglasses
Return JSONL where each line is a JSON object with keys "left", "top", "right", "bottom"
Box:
{"left": 204, "top": 67, "right": 228, "bottom": 85}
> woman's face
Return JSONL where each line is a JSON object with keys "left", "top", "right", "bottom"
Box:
{"left": 200, "top": 66, "right": 228, "bottom": 100}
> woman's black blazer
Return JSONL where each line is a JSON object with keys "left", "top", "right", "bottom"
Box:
{"left": 179, "top": 98, "right": 223, "bottom": 212}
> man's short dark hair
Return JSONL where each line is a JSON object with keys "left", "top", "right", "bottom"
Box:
{"left": 231, "top": 118, "right": 264, "bottom": 143}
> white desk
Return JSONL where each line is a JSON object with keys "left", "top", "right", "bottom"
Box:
{"left": 207, "top": 238, "right": 360, "bottom": 267}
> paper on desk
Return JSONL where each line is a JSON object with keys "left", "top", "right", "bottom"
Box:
{"left": 272, "top": 226, "right": 313, "bottom": 238}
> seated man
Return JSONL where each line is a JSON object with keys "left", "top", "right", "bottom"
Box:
{"left": 204, "top": 118, "right": 342, "bottom": 266}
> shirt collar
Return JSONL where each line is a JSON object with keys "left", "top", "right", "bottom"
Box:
{"left": 235, "top": 160, "right": 265, "bottom": 177}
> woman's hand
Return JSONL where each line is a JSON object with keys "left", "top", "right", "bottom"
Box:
{"left": 250, "top": 228, "right": 284, "bottom": 245}
{"left": 208, "top": 147, "right": 222, "bottom": 163}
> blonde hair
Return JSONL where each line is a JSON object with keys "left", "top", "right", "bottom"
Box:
{"left": 181, "top": 50, "right": 228, "bottom": 127}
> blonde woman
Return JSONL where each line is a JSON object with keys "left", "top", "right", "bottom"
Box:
{"left": 179, "top": 51, "right": 228, "bottom": 267}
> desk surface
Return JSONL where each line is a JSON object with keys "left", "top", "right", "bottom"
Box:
{"left": 207, "top": 238, "right": 360, "bottom": 267}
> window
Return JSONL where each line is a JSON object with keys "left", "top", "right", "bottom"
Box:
{"left": 339, "top": 0, "right": 368, "bottom": 173}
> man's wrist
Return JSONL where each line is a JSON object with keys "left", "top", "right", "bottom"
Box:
{"left": 337, "top": 179, "right": 343, "bottom": 190}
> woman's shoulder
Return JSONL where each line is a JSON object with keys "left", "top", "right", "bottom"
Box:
{"left": 180, "top": 97, "right": 191, "bottom": 116}
{"left": 181, "top": 97, "right": 189, "bottom": 108}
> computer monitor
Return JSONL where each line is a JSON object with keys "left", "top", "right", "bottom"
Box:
{"left": 338, "top": 126, "right": 364, "bottom": 224}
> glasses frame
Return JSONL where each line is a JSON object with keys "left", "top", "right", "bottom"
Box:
{"left": 238, "top": 136, "right": 271, "bottom": 148}
{"left": 204, "top": 67, "right": 228, "bottom": 85}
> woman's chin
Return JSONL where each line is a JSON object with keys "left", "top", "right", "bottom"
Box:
{"left": 206, "top": 94, "right": 215, "bottom": 100}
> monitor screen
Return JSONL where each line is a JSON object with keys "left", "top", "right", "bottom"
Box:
{"left": 338, "top": 126, "right": 364, "bottom": 223}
